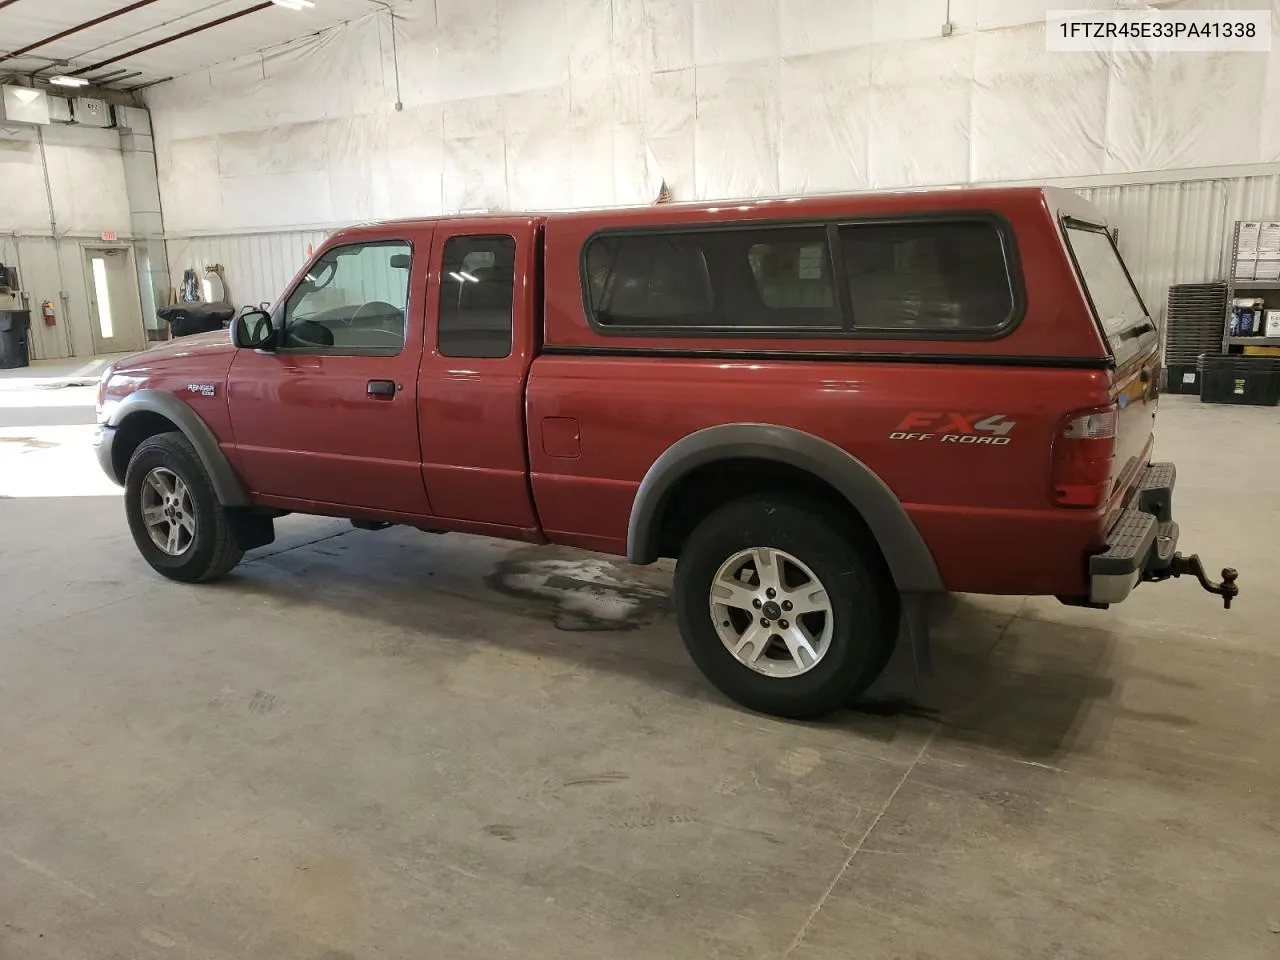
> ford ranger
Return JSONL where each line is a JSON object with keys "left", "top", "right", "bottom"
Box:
{"left": 95, "top": 186, "right": 1238, "bottom": 719}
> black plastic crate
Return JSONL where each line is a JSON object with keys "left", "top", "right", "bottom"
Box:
{"left": 1199, "top": 355, "right": 1280, "bottom": 406}
{"left": 1163, "top": 362, "right": 1201, "bottom": 395}
{"left": 0, "top": 310, "right": 30, "bottom": 370}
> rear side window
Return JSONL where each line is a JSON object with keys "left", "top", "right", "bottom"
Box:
{"left": 1064, "top": 223, "right": 1153, "bottom": 363}
{"left": 839, "top": 221, "right": 1015, "bottom": 332}
{"left": 584, "top": 226, "right": 841, "bottom": 330}
{"left": 438, "top": 235, "right": 515, "bottom": 359}
{"left": 748, "top": 239, "right": 835, "bottom": 310}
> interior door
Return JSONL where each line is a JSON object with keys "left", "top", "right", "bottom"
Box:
{"left": 417, "top": 218, "right": 539, "bottom": 532}
{"left": 84, "top": 246, "right": 146, "bottom": 355}
{"left": 226, "top": 230, "right": 434, "bottom": 517}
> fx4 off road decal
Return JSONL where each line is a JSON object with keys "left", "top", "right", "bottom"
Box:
{"left": 890, "top": 412, "right": 1016, "bottom": 445}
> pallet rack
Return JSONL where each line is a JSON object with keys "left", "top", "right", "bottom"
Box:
{"left": 1222, "top": 220, "right": 1280, "bottom": 351}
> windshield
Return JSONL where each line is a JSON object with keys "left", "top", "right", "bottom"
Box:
{"left": 1065, "top": 223, "right": 1155, "bottom": 365}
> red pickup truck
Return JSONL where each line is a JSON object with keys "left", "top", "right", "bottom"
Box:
{"left": 95, "top": 186, "right": 1237, "bottom": 718}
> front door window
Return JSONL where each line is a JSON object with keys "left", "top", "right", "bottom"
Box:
{"left": 282, "top": 240, "right": 412, "bottom": 356}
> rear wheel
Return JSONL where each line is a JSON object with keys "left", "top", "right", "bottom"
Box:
{"left": 673, "top": 495, "right": 895, "bottom": 719}
{"left": 124, "top": 432, "right": 244, "bottom": 583}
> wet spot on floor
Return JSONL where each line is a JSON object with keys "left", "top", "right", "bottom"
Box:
{"left": 249, "top": 691, "right": 276, "bottom": 714}
{"left": 780, "top": 746, "right": 822, "bottom": 778}
{"left": 0, "top": 436, "right": 57, "bottom": 451}
{"left": 486, "top": 554, "right": 669, "bottom": 631}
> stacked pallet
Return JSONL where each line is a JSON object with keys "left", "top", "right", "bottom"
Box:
{"left": 1164, "top": 282, "right": 1227, "bottom": 394}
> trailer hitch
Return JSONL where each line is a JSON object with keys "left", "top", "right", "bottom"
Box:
{"left": 1144, "top": 554, "right": 1239, "bottom": 609}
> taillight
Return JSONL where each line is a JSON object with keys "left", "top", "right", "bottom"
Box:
{"left": 1052, "top": 405, "right": 1118, "bottom": 508}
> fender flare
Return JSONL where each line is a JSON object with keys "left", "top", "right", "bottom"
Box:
{"left": 626, "top": 423, "right": 943, "bottom": 594}
{"left": 107, "top": 389, "right": 250, "bottom": 507}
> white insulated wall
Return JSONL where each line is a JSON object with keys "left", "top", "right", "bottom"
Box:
{"left": 148, "top": 1, "right": 1280, "bottom": 327}
{"left": 0, "top": 235, "right": 115, "bottom": 361}
{"left": 0, "top": 123, "right": 138, "bottom": 359}
{"left": 148, "top": 0, "right": 1280, "bottom": 232}
{"left": 0, "top": 134, "right": 131, "bottom": 235}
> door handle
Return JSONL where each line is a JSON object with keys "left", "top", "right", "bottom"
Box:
{"left": 367, "top": 379, "right": 397, "bottom": 397}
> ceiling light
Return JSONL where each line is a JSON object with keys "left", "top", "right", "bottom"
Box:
{"left": 271, "top": 0, "right": 315, "bottom": 9}
{"left": 50, "top": 76, "right": 89, "bottom": 88}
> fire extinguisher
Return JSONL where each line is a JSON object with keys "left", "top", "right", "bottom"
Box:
{"left": 42, "top": 300, "right": 56, "bottom": 327}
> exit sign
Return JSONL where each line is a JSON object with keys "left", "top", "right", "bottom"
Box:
{"left": 100, "top": 231, "right": 117, "bottom": 242}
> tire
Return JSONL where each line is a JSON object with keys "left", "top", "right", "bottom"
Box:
{"left": 124, "top": 431, "right": 244, "bottom": 583}
{"left": 673, "top": 494, "right": 896, "bottom": 719}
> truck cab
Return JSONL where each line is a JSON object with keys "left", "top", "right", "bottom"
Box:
{"left": 221, "top": 219, "right": 543, "bottom": 536}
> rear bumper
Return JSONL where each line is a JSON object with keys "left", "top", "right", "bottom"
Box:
{"left": 1088, "top": 462, "right": 1179, "bottom": 605}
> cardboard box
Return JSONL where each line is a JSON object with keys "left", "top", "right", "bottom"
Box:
{"left": 1266, "top": 310, "right": 1280, "bottom": 338}
{"left": 1236, "top": 222, "right": 1262, "bottom": 279}
{"left": 1259, "top": 222, "right": 1280, "bottom": 257}
{"left": 1254, "top": 260, "right": 1280, "bottom": 281}
{"left": 1239, "top": 221, "right": 1262, "bottom": 255}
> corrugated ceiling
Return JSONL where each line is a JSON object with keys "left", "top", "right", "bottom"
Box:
{"left": 0, "top": 0, "right": 395, "bottom": 92}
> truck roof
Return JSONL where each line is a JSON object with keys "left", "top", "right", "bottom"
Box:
{"left": 331, "top": 185, "right": 1101, "bottom": 239}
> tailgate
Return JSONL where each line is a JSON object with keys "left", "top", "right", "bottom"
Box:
{"left": 1109, "top": 346, "right": 1159, "bottom": 508}
{"left": 1061, "top": 220, "right": 1160, "bottom": 508}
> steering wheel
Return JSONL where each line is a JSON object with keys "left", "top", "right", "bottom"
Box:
{"left": 357, "top": 327, "right": 404, "bottom": 348}
{"left": 350, "top": 300, "right": 403, "bottom": 326}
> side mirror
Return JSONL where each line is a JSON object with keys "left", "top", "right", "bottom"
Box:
{"left": 232, "top": 309, "right": 275, "bottom": 350}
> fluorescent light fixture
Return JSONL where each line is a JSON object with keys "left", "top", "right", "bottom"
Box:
{"left": 271, "top": 0, "right": 315, "bottom": 9}
{"left": 49, "top": 76, "right": 89, "bottom": 88}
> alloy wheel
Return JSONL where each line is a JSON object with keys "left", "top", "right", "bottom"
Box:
{"left": 708, "top": 546, "right": 835, "bottom": 678}
{"left": 140, "top": 467, "right": 197, "bottom": 557}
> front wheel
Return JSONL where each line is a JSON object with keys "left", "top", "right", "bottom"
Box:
{"left": 673, "top": 495, "right": 896, "bottom": 719}
{"left": 124, "top": 432, "right": 244, "bottom": 583}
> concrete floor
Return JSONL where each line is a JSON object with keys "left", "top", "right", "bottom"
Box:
{"left": 1, "top": 375, "right": 1277, "bottom": 959}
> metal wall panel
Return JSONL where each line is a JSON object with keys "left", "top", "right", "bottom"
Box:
{"left": 3, "top": 236, "right": 101, "bottom": 361}
{"left": 166, "top": 231, "right": 330, "bottom": 310}
{"left": 1079, "top": 181, "right": 1224, "bottom": 337}
{"left": 1078, "top": 175, "right": 1280, "bottom": 340}
{"left": 1223, "top": 175, "right": 1280, "bottom": 270}
{"left": 13, "top": 238, "right": 70, "bottom": 362}
{"left": 58, "top": 239, "right": 97, "bottom": 359}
